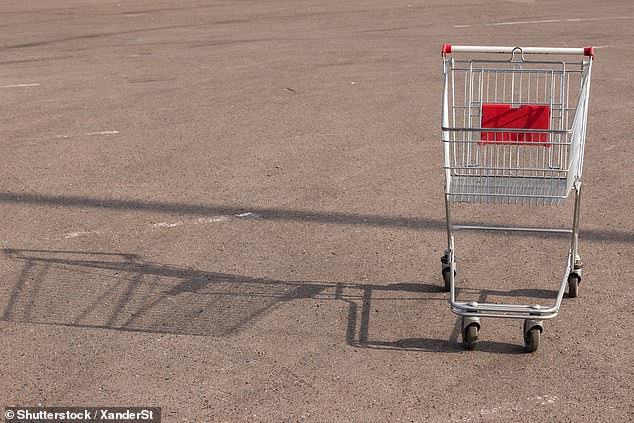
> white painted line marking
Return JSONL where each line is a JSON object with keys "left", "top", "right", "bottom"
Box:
{"left": 152, "top": 216, "right": 234, "bottom": 228}
{"left": 0, "top": 83, "right": 40, "bottom": 88}
{"left": 152, "top": 221, "right": 184, "bottom": 228}
{"left": 64, "top": 231, "right": 100, "bottom": 239}
{"left": 493, "top": 19, "right": 560, "bottom": 26}
{"left": 57, "top": 213, "right": 251, "bottom": 239}
{"left": 454, "top": 19, "right": 559, "bottom": 28}
{"left": 61, "top": 213, "right": 256, "bottom": 240}
{"left": 52, "top": 131, "right": 119, "bottom": 139}
{"left": 150, "top": 214, "right": 258, "bottom": 229}
{"left": 85, "top": 131, "right": 119, "bottom": 136}
{"left": 195, "top": 216, "right": 230, "bottom": 224}
{"left": 455, "top": 16, "right": 634, "bottom": 28}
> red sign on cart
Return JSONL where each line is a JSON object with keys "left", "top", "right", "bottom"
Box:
{"left": 480, "top": 104, "right": 551, "bottom": 145}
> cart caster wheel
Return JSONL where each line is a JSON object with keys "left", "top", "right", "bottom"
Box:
{"left": 568, "top": 273, "right": 581, "bottom": 298}
{"left": 441, "top": 267, "right": 454, "bottom": 292}
{"left": 462, "top": 323, "right": 479, "bottom": 350}
{"left": 523, "top": 319, "right": 543, "bottom": 353}
{"left": 524, "top": 327, "right": 541, "bottom": 352}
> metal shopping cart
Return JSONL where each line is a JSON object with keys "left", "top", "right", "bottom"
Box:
{"left": 440, "top": 45, "right": 594, "bottom": 352}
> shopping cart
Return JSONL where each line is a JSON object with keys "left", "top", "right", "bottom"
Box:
{"left": 440, "top": 45, "right": 594, "bottom": 352}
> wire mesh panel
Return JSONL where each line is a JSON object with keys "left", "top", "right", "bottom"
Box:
{"left": 441, "top": 52, "right": 592, "bottom": 205}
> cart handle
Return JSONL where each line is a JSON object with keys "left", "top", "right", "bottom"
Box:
{"left": 442, "top": 44, "right": 594, "bottom": 58}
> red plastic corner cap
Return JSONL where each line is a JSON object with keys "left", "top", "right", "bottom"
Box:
{"left": 442, "top": 44, "right": 452, "bottom": 55}
{"left": 584, "top": 47, "right": 594, "bottom": 58}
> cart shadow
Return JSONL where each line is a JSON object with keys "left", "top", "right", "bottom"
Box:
{"left": 349, "top": 292, "right": 528, "bottom": 355}
{"left": 0, "top": 249, "right": 534, "bottom": 354}
{"left": 362, "top": 338, "right": 526, "bottom": 354}
{"left": 481, "top": 288, "right": 559, "bottom": 300}
{"left": 0, "top": 248, "right": 322, "bottom": 337}
{"left": 0, "top": 249, "right": 447, "bottom": 348}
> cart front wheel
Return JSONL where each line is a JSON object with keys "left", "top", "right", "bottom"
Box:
{"left": 568, "top": 273, "right": 580, "bottom": 298}
{"left": 442, "top": 267, "right": 454, "bottom": 292}
{"left": 462, "top": 323, "right": 479, "bottom": 350}
{"left": 524, "top": 327, "right": 541, "bottom": 353}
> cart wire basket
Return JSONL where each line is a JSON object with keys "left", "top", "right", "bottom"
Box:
{"left": 440, "top": 44, "right": 594, "bottom": 352}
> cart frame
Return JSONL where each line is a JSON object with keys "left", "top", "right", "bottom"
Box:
{"left": 440, "top": 45, "right": 593, "bottom": 351}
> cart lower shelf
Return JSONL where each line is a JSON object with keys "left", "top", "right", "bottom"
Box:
{"left": 448, "top": 175, "right": 569, "bottom": 205}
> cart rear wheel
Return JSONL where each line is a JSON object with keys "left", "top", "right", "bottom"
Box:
{"left": 462, "top": 323, "right": 479, "bottom": 350}
{"left": 568, "top": 273, "right": 580, "bottom": 298}
{"left": 442, "top": 267, "right": 454, "bottom": 292}
{"left": 524, "top": 327, "right": 541, "bottom": 353}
